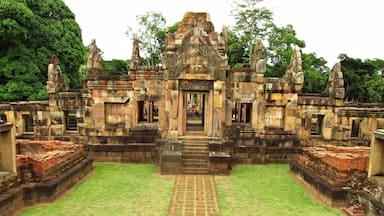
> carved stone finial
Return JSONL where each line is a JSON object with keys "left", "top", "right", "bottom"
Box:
{"left": 325, "top": 62, "right": 345, "bottom": 99}
{"left": 130, "top": 33, "right": 141, "bottom": 69}
{"left": 222, "top": 25, "right": 227, "bottom": 36}
{"left": 50, "top": 55, "right": 58, "bottom": 65}
{"left": 285, "top": 45, "right": 304, "bottom": 87}
{"left": 47, "top": 55, "right": 67, "bottom": 93}
{"left": 251, "top": 39, "right": 266, "bottom": 73}
{"left": 87, "top": 39, "right": 103, "bottom": 70}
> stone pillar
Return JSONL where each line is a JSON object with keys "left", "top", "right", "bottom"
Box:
{"left": 147, "top": 101, "right": 153, "bottom": 123}
{"left": 158, "top": 93, "right": 168, "bottom": 138}
{"left": 0, "top": 123, "right": 16, "bottom": 174}
{"left": 368, "top": 129, "right": 384, "bottom": 177}
{"left": 257, "top": 101, "right": 265, "bottom": 131}
{"left": 177, "top": 91, "right": 185, "bottom": 136}
{"left": 225, "top": 98, "right": 232, "bottom": 126}
{"left": 213, "top": 81, "right": 225, "bottom": 137}
{"left": 284, "top": 102, "right": 297, "bottom": 131}
{"left": 208, "top": 90, "right": 214, "bottom": 137}
{"left": 252, "top": 100, "right": 258, "bottom": 129}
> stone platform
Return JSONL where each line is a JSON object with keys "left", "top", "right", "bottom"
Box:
{"left": 0, "top": 140, "right": 93, "bottom": 216}
{"left": 291, "top": 145, "right": 370, "bottom": 207}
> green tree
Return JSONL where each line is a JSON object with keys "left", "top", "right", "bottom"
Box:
{"left": 228, "top": 2, "right": 329, "bottom": 92}
{"left": 230, "top": 0, "right": 273, "bottom": 63}
{"left": 366, "top": 73, "right": 384, "bottom": 103}
{"left": 126, "top": 11, "right": 166, "bottom": 66}
{"left": 266, "top": 23, "right": 329, "bottom": 92}
{"left": 301, "top": 53, "right": 329, "bottom": 93}
{"left": 266, "top": 24, "right": 305, "bottom": 77}
{"left": 0, "top": 0, "right": 85, "bottom": 101}
{"left": 156, "top": 21, "right": 180, "bottom": 54}
{"left": 339, "top": 54, "right": 384, "bottom": 103}
{"left": 103, "top": 59, "right": 129, "bottom": 75}
{"left": 227, "top": 28, "right": 247, "bottom": 67}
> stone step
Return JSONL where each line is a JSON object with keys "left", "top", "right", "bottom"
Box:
{"left": 183, "top": 158, "right": 208, "bottom": 163}
{"left": 183, "top": 158, "right": 208, "bottom": 164}
{"left": 183, "top": 163, "right": 207, "bottom": 168}
{"left": 182, "top": 153, "right": 208, "bottom": 160}
{"left": 183, "top": 162, "right": 208, "bottom": 168}
{"left": 183, "top": 147, "right": 208, "bottom": 151}
{"left": 182, "top": 167, "right": 209, "bottom": 175}
{"left": 182, "top": 146, "right": 208, "bottom": 151}
{"left": 182, "top": 141, "right": 209, "bottom": 146}
{"left": 183, "top": 150, "right": 209, "bottom": 157}
{"left": 179, "top": 135, "right": 210, "bottom": 140}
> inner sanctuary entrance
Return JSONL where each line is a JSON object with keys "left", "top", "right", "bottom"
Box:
{"left": 185, "top": 92, "right": 207, "bottom": 132}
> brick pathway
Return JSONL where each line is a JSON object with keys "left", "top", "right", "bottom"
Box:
{"left": 168, "top": 175, "right": 220, "bottom": 216}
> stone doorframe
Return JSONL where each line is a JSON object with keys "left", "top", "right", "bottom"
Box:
{"left": 178, "top": 80, "right": 214, "bottom": 136}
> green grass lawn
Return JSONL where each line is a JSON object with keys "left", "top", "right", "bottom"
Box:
{"left": 216, "top": 164, "right": 344, "bottom": 216}
{"left": 19, "top": 163, "right": 174, "bottom": 216}
{"left": 20, "top": 163, "right": 344, "bottom": 216}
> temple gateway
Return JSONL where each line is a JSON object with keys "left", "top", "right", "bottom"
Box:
{"left": 1, "top": 12, "right": 384, "bottom": 215}
{"left": 2, "top": 12, "right": 384, "bottom": 173}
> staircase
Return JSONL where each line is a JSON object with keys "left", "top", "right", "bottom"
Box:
{"left": 181, "top": 136, "right": 209, "bottom": 174}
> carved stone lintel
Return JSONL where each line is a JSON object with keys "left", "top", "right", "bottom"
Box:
{"left": 179, "top": 80, "right": 213, "bottom": 91}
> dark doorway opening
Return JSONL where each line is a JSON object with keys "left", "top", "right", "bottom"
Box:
{"left": 186, "top": 92, "right": 206, "bottom": 132}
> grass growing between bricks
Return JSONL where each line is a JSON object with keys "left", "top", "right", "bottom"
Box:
{"left": 216, "top": 164, "right": 344, "bottom": 216}
{"left": 19, "top": 163, "right": 174, "bottom": 216}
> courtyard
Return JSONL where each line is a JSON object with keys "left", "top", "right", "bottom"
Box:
{"left": 19, "top": 163, "right": 342, "bottom": 216}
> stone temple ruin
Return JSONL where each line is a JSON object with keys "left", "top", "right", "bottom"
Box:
{"left": 1, "top": 12, "right": 384, "bottom": 215}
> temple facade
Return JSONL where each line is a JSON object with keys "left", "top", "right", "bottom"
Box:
{"left": 1, "top": 12, "right": 384, "bottom": 175}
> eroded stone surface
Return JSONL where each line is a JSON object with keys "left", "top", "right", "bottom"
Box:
{"left": 297, "top": 145, "right": 370, "bottom": 187}
{"left": 16, "top": 139, "right": 85, "bottom": 181}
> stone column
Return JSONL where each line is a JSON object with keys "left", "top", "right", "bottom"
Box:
{"left": 0, "top": 123, "right": 16, "bottom": 174}
{"left": 208, "top": 90, "right": 214, "bottom": 137}
{"left": 238, "top": 103, "right": 242, "bottom": 123}
{"left": 158, "top": 92, "right": 168, "bottom": 138}
{"left": 213, "top": 81, "right": 225, "bottom": 137}
{"left": 284, "top": 101, "right": 297, "bottom": 131}
{"left": 252, "top": 99, "right": 258, "bottom": 129}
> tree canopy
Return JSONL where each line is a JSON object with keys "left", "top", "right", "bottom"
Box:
{"left": 103, "top": 59, "right": 129, "bottom": 75}
{"left": 2, "top": 1, "right": 383, "bottom": 103}
{"left": 0, "top": 0, "right": 85, "bottom": 101}
{"left": 339, "top": 54, "right": 384, "bottom": 103}
{"left": 229, "top": 0, "right": 330, "bottom": 93}
{"left": 126, "top": 11, "right": 166, "bottom": 66}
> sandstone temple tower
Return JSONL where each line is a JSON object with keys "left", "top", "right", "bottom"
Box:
{"left": 162, "top": 12, "right": 228, "bottom": 138}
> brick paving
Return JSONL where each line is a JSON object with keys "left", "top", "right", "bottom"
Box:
{"left": 168, "top": 175, "right": 220, "bottom": 216}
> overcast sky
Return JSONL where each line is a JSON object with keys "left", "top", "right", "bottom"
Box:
{"left": 64, "top": 0, "right": 384, "bottom": 67}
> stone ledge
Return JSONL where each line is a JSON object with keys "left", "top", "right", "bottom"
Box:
{"left": 0, "top": 158, "right": 93, "bottom": 216}
{"left": 374, "top": 129, "right": 384, "bottom": 140}
{"left": 209, "top": 152, "right": 231, "bottom": 175}
{"left": 290, "top": 162, "right": 347, "bottom": 207}
{"left": 85, "top": 143, "right": 156, "bottom": 152}
{"left": 85, "top": 144, "right": 157, "bottom": 163}
{"left": 160, "top": 151, "right": 182, "bottom": 175}
{"left": 0, "top": 123, "right": 13, "bottom": 132}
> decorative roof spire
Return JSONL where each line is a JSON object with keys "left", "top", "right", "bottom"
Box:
{"left": 325, "top": 62, "right": 345, "bottom": 99}
{"left": 87, "top": 39, "right": 103, "bottom": 70}
{"left": 130, "top": 33, "right": 141, "bottom": 69}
